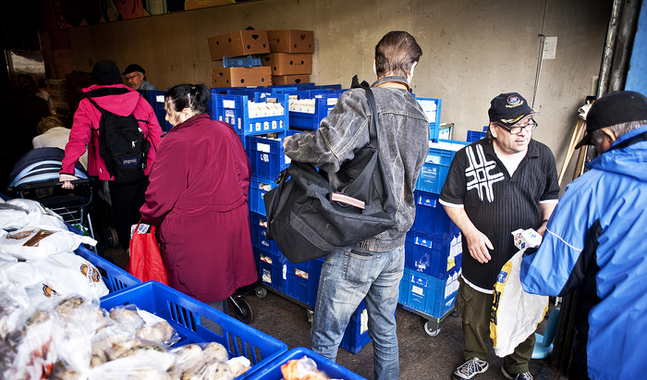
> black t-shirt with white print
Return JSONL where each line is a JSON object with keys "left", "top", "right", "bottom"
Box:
{"left": 439, "top": 138, "right": 559, "bottom": 290}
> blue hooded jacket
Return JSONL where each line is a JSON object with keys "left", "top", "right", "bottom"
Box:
{"left": 520, "top": 124, "right": 647, "bottom": 379}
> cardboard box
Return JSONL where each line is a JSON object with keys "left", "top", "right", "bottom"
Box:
{"left": 267, "top": 30, "right": 314, "bottom": 53}
{"left": 185, "top": 0, "right": 235, "bottom": 10}
{"left": 211, "top": 66, "right": 272, "bottom": 87}
{"left": 272, "top": 74, "right": 310, "bottom": 85}
{"left": 262, "top": 53, "right": 312, "bottom": 76}
{"left": 207, "top": 30, "right": 270, "bottom": 61}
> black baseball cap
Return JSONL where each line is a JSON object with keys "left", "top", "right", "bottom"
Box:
{"left": 575, "top": 91, "right": 647, "bottom": 149}
{"left": 488, "top": 92, "right": 538, "bottom": 127}
{"left": 122, "top": 64, "right": 145, "bottom": 75}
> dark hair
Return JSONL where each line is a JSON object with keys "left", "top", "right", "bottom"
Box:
{"left": 374, "top": 31, "right": 422, "bottom": 78}
{"left": 165, "top": 84, "right": 210, "bottom": 114}
{"left": 12, "top": 74, "right": 38, "bottom": 96}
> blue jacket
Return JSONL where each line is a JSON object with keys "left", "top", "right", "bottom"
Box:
{"left": 520, "top": 125, "right": 647, "bottom": 379}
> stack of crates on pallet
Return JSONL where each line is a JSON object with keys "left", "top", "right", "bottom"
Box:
{"left": 139, "top": 89, "right": 172, "bottom": 132}
{"left": 400, "top": 97, "right": 467, "bottom": 319}
{"left": 415, "top": 97, "right": 442, "bottom": 142}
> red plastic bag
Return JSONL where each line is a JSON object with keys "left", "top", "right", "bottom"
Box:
{"left": 127, "top": 221, "right": 168, "bottom": 285}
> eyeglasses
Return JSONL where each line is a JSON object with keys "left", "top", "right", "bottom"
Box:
{"left": 125, "top": 74, "right": 141, "bottom": 80}
{"left": 497, "top": 120, "right": 538, "bottom": 135}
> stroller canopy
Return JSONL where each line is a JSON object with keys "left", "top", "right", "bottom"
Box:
{"left": 8, "top": 147, "right": 88, "bottom": 188}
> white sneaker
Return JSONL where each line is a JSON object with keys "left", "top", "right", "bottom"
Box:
{"left": 501, "top": 366, "right": 533, "bottom": 380}
{"left": 453, "top": 357, "right": 489, "bottom": 380}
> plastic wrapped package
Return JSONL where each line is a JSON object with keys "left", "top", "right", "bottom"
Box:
{"left": 0, "top": 198, "right": 69, "bottom": 231}
{"left": 281, "top": 356, "right": 332, "bottom": 380}
{"left": 0, "top": 227, "right": 96, "bottom": 260}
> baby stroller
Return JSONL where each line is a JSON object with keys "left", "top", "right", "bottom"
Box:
{"left": 6, "top": 147, "right": 96, "bottom": 242}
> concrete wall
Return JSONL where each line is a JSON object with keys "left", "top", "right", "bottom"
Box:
{"left": 65, "top": 0, "right": 613, "bottom": 187}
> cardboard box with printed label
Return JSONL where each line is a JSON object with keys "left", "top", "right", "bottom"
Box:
{"left": 272, "top": 74, "right": 310, "bottom": 85}
{"left": 267, "top": 30, "right": 314, "bottom": 53}
{"left": 211, "top": 66, "right": 272, "bottom": 87}
{"left": 262, "top": 53, "right": 312, "bottom": 76}
{"left": 207, "top": 30, "right": 270, "bottom": 61}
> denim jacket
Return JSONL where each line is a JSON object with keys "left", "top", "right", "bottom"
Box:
{"left": 283, "top": 76, "right": 430, "bottom": 251}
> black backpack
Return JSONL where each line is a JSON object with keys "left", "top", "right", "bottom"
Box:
{"left": 87, "top": 97, "right": 151, "bottom": 183}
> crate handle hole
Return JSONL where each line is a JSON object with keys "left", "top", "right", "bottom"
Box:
{"left": 300, "top": 34, "right": 306, "bottom": 40}
{"left": 252, "top": 34, "right": 259, "bottom": 40}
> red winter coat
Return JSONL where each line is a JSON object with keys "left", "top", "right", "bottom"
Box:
{"left": 140, "top": 113, "right": 257, "bottom": 302}
{"left": 60, "top": 84, "right": 162, "bottom": 180}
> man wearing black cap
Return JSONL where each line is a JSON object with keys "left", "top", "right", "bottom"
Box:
{"left": 520, "top": 91, "right": 647, "bottom": 380}
{"left": 123, "top": 64, "right": 158, "bottom": 91}
{"left": 59, "top": 59, "right": 163, "bottom": 252}
{"left": 440, "top": 92, "right": 559, "bottom": 380}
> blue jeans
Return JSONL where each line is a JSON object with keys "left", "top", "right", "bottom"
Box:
{"left": 310, "top": 245, "right": 405, "bottom": 380}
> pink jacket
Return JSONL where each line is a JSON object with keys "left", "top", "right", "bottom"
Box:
{"left": 60, "top": 84, "right": 163, "bottom": 180}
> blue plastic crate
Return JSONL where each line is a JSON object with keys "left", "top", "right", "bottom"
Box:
{"left": 211, "top": 92, "right": 289, "bottom": 136}
{"left": 250, "top": 176, "right": 277, "bottom": 216}
{"left": 404, "top": 232, "right": 414, "bottom": 270}
{"left": 415, "top": 140, "right": 469, "bottom": 194}
{"left": 250, "top": 212, "right": 281, "bottom": 255}
{"left": 247, "top": 132, "right": 290, "bottom": 181}
{"left": 411, "top": 190, "right": 460, "bottom": 239}
{"left": 407, "top": 231, "right": 462, "bottom": 279}
{"left": 223, "top": 55, "right": 262, "bottom": 68}
{"left": 75, "top": 245, "right": 141, "bottom": 296}
{"left": 244, "top": 346, "right": 366, "bottom": 380}
{"left": 415, "top": 97, "right": 442, "bottom": 141}
{"left": 100, "top": 281, "right": 287, "bottom": 378}
{"left": 399, "top": 268, "right": 460, "bottom": 318}
{"left": 340, "top": 299, "right": 372, "bottom": 355}
{"left": 256, "top": 248, "right": 291, "bottom": 295}
{"left": 466, "top": 130, "right": 486, "bottom": 142}
{"left": 139, "top": 89, "right": 173, "bottom": 132}
{"left": 289, "top": 259, "right": 322, "bottom": 308}
{"left": 289, "top": 95, "right": 339, "bottom": 130}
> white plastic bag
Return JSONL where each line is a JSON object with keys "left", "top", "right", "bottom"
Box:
{"left": 490, "top": 249, "right": 549, "bottom": 357}
{"left": 0, "top": 227, "right": 96, "bottom": 260}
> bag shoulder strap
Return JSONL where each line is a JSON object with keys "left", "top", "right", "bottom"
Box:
{"left": 351, "top": 75, "right": 379, "bottom": 149}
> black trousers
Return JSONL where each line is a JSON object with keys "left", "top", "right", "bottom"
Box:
{"left": 108, "top": 177, "right": 149, "bottom": 251}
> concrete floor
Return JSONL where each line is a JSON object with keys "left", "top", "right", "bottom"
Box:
{"left": 102, "top": 243, "right": 567, "bottom": 380}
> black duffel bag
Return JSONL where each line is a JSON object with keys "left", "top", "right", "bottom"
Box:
{"left": 263, "top": 76, "right": 397, "bottom": 263}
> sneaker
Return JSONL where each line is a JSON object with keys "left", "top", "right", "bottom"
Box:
{"left": 453, "top": 357, "right": 489, "bottom": 380}
{"left": 501, "top": 366, "right": 533, "bottom": 380}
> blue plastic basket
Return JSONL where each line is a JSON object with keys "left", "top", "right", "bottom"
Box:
{"left": 407, "top": 231, "right": 462, "bottom": 279}
{"left": 415, "top": 140, "right": 469, "bottom": 194}
{"left": 399, "top": 268, "right": 460, "bottom": 318}
{"left": 466, "top": 130, "right": 486, "bottom": 142}
{"left": 139, "top": 89, "right": 173, "bottom": 132}
{"left": 415, "top": 97, "right": 442, "bottom": 141}
{"left": 223, "top": 55, "right": 263, "bottom": 68}
{"left": 75, "top": 245, "right": 141, "bottom": 296}
{"left": 100, "top": 281, "right": 287, "bottom": 379}
{"left": 245, "top": 346, "right": 366, "bottom": 380}
{"left": 289, "top": 95, "right": 340, "bottom": 130}
{"left": 411, "top": 190, "right": 460, "bottom": 239}
{"left": 250, "top": 176, "right": 277, "bottom": 216}
{"left": 247, "top": 132, "right": 290, "bottom": 182}
{"left": 211, "top": 92, "right": 289, "bottom": 136}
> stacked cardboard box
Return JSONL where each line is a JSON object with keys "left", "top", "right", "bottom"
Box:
{"left": 265, "top": 30, "right": 314, "bottom": 85}
{"left": 207, "top": 30, "right": 272, "bottom": 87}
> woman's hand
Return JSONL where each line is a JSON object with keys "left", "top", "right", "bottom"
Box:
{"left": 59, "top": 174, "right": 78, "bottom": 190}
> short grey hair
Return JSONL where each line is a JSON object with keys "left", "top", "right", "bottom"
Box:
{"left": 592, "top": 120, "right": 647, "bottom": 143}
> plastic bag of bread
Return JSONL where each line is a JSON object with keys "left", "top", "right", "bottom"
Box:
{"left": 281, "top": 356, "right": 331, "bottom": 380}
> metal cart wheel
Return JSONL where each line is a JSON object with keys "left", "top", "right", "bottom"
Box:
{"left": 229, "top": 294, "right": 255, "bottom": 324}
{"left": 105, "top": 226, "right": 120, "bottom": 248}
{"left": 424, "top": 320, "right": 441, "bottom": 337}
{"left": 255, "top": 286, "right": 268, "bottom": 299}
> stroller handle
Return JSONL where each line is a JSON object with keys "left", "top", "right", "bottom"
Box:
{"left": 9, "top": 179, "right": 91, "bottom": 191}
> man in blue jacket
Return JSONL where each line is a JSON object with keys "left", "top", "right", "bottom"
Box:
{"left": 520, "top": 91, "right": 647, "bottom": 380}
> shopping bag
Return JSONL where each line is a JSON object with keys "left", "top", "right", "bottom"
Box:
{"left": 126, "top": 221, "right": 168, "bottom": 285}
{"left": 490, "top": 249, "right": 548, "bottom": 357}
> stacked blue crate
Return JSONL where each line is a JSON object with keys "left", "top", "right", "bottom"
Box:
{"left": 210, "top": 91, "right": 289, "bottom": 137}
{"left": 415, "top": 139, "right": 469, "bottom": 194}
{"left": 466, "top": 126, "right": 488, "bottom": 142}
{"left": 139, "top": 89, "right": 172, "bottom": 132}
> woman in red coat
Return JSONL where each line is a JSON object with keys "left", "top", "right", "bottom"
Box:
{"left": 140, "top": 84, "right": 257, "bottom": 314}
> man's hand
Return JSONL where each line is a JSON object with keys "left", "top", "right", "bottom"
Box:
{"left": 282, "top": 135, "right": 291, "bottom": 149}
{"left": 463, "top": 228, "right": 494, "bottom": 264}
{"left": 59, "top": 174, "right": 78, "bottom": 190}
